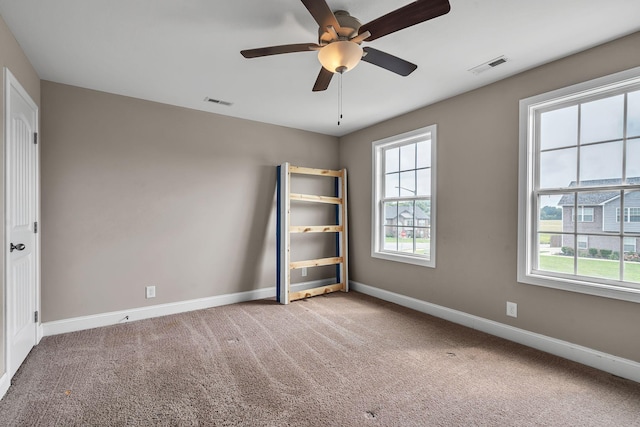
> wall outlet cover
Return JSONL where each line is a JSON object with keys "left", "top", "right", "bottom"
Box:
{"left": 146, "top": 286, "right": 156, "bottom": 299}
{"left": 506, "top": 301, "right": 517, "bottom": 318}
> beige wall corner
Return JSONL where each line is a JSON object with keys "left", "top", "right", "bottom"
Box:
{"left": 339, "top": 31, "right": 640, "bottom": 363}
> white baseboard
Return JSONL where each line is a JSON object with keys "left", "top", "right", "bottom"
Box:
{"left": 350, "top": 281, "right": 640, "bottom": 384}
{"left": 0, "top": 372, "right": 9, "bottom": 401}
{"left": 41, "top": 279, "right": 333, "bottom": 337}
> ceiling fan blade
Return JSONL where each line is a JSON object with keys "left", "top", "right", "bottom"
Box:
{"left": 312, "top": 67, "right": 333, "bottom": 92}
{"left": 359, "top": 0, "right": 451, "bottom": 41}
{"left": 301, "top": 0, "right": 340, "bottom": 31}
{"left": 362, "top": 47, "right": 417, "bottom": 76}
{"left": 241, "top": 43, "right": 320, "bottom": 58}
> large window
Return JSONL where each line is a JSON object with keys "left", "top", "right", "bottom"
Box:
{"left": 372, "top": 125, "right": 436, "bottom": 267}
{"left": 518, "top": 66, "right": 640, "bottom": 302}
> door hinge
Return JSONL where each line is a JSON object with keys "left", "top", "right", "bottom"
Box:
{"left": 34, "top": 132, "right": 38, "bottom": 144}
{"left": 34, "top": 311, "right": 39, "bottom": 323}
{"left": 34, "top": 221, "right": 38, "bottom": 233}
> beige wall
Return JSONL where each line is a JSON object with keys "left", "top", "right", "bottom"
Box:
{"left": 0, "top": 15, "right": 40, "bottom": 378}
{"left": 41, "top": 81, "right": 339, "bottom": 321}
{"left": 339, "top": 31, "right": 640, "bottom": 362}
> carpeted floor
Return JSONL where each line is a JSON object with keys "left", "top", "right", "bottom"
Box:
{"left": 1, "top": 292, "right": 639, "bottom": 426}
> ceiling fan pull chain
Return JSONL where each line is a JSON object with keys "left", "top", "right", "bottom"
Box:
{"left": 338, "top": 71, "right": 343, "bottom": 126}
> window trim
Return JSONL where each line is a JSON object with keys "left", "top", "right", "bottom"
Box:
{"left": 518, "top": 66, "right": 640, "bottom": 303}
{"left": 371, "top": 125, "right": 437, "bottom": 267}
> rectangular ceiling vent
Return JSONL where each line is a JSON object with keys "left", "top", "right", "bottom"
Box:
{"left": 204, "top": 97, "right": 233, "bottom": 107}
{"left": 468, "top": 55, "right": 508, "bottom": 75}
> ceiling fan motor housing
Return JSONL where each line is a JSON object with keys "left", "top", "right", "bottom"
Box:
{"left": 318, "top": 10, "right": 361, "bottom": 44}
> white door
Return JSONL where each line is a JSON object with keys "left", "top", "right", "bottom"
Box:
{"left": 5, "top": 68, "right": 39, "bottom": 378}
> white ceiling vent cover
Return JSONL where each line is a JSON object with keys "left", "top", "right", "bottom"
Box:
{"left": 468, "top": 55, "right": 509, "bottom": 75}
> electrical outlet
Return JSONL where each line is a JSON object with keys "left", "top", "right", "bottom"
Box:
{"left": 146, "top": 286, "right": 156, "bottom": 299}
{"left": 301, "top": 267, "right": 308, "bottom": 277}
{"left": 506, "top": 301, "right": 517, "bottom": 318}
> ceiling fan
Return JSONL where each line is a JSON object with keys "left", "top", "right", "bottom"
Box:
{"left": 240, "top": 0, "right": 451, "bottom": 92}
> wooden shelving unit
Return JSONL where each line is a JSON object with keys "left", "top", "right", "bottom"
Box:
{"left": 276, "top": 163, "right": 348, "bottom": 304}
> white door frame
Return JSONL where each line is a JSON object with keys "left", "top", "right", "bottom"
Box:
{"left": 3, "top": 67, "right": 41, "bottom": 385}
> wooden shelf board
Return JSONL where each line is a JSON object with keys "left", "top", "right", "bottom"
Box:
{"left": 290, "top": 257, "right": 343, "bottom": 269}
{"left": 290, "top": 225, "right": 343, "bottom": 233}
{"left": 290, "top": 166, "right": 342, "bottom": 177}
{"left": 289, "top": 283, "right": 345, "bottom": 301}
{"left": 290, "top": 193, "right": 342, "bottom": 205}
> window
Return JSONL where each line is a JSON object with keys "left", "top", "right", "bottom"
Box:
{"left": 577, "top": 235, "right": 588, "bottom": 250}
{"left": 372, "top": 125, "right": 436, "bottom": 267}
{"left": 623, "top": 237, "right": 637, "bottom": 253}
{"left": 518, "top": 66, "right": 640, "bottom": 302}
{"left": 617, "top": 207, "right": 640, "bottom": 223}
{"left": 572, "top": 206, "right": 594, "bottom": 222}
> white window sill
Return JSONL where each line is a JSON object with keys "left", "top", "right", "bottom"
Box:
{"left": 518, "top": 270, "right": 640, "bottom": 303}
{"left": 372, "top": 250, "right": 435, "bottom": 268}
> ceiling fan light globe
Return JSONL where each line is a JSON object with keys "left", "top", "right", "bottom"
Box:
{"left": 318, "top": 41, "right": 363, "bottom": 74}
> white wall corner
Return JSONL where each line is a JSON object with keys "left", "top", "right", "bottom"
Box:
{"left": 350, "top": 280, "right": 640, "bottom": 384}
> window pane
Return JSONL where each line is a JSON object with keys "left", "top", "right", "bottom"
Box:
{"left": 415, "top": 228, "right": 430, "bottom": 258}
{"left": 627, "top": 90, "right": 640, "bottom": 138}
{"left": 553, "top": 193, "right": 575, "bottom": 233}
{"left": 416, "top": 140, "right": 431, "bottom": 168}
{"left": 416, "top": 168, "right": 431, "bottom": 196}
{"left": 416, "top": 200, "right": 431, "bottom": 227}
{"left": 579, "top": 141, "right": 622, "bottom": 183}
{"left": 576, "top": 204, "right": 598, "bottom": 234}
{"left": 385, "top": 147, "right": 399, "bottom": 173}
{"left": 385, "top": 172, "right": 399, "bottom": 198}
{"left": 580, "top": 94, "right": 624, "bottom": 144}
{"left": 577, "top": 235, "right": 621, "bottom": 281}
{"left": 538, "top": 194, "right": 567, "bottom": 233}
{"left": 540, "top": 105, "right": 578, "bottom": 150}
{"left": 627, "top": 139, "right": 640, "bottom": 179}
{"left": 400, "top": 143, "right": 416, "bottom": 171}
{"left": 624, "top": 191, "right": 640, "bottom": 233}
{"left": 623, "top": 248, "right": 640, "bottom": 284}
{"left": 384, "top": 226, "right": 398, "bottom": 251}
{"left": 399, "top": 171, "right": 416, "bottom": 196}
{"left": 538, "top": 234, "right": 573, "bottom": 274}
{"left": 398, "top": 227, "right": 413, "bottom": 253}
{"left": 385, "top": 201, "right": 398, "bottom": 226}
{"left": 623, "top": 237, "right": 637, "bottom": 252}
{"left": 397, "top": 201, "right": 414, "bottom": 227}
{"left": 539, "top": 147, "right": 576, "bottom": 189}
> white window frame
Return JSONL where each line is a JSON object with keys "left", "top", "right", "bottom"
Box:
{"left": 518, "top": 66, "right": 640, "bottom": 303}
{"left": 372, "top": 125, "right": 437, "bottom": 267}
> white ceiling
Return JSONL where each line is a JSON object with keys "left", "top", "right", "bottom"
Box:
{"left": 1, "top": 0, "right": 640, "bottom": 136}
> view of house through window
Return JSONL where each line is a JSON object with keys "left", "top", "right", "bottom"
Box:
{"left": 372, "top": 125, "right": 436, "bottom": 267}
{"left": 520, "top": 67, "right": 640, "bottom": 300}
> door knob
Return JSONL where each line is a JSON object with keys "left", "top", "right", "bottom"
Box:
{"left": 10, "top": 243, "right": 25, "bottom": 252}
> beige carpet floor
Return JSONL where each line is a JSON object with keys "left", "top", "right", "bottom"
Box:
{"left": 1, "top": 292, "right": 639, "bottom": 426}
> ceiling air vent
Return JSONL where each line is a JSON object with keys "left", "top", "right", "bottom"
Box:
{"left": 468, "top": 55, "right": 508, "bottom": 75}
{"left": 204, "top": 97, "right": 233, "bottom": 107}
